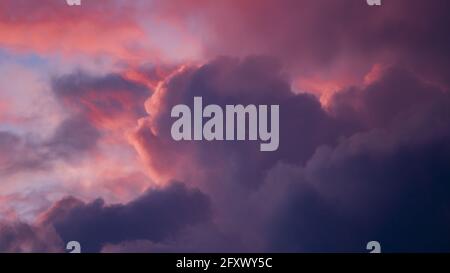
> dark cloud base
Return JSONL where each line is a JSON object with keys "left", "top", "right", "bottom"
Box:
{"left": 44, "top": 182, "right": 211, "bottom": 253}
{"left": 0, "top": 182, "right": 211, "bottom": 253}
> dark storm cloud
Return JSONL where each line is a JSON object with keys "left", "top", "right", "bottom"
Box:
{"left": 269, "top": 134, "right": 450, "bottom": 252}
{"left": 267, "top": 67, "right": 450, "bottom": 252}
{"left": 330, "top": 66, "right": 447, "bottom": 129}
{"left": 41, "top": 182, "right": 211, "bottom": 252}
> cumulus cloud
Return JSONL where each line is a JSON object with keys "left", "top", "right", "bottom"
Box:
{"left": 126, "top": 56, "right": 359, "bottom": 251}
{"left": 131, "top": 56, "right": 354, "bottom": 189}
{"left": 2, "top": 59, "right": 449, "bottom": 253}
{"left": 0, "top": 182, "right": 210, "bottom": 253}
{"left": 263, "top": 67, "right": 450, "bottom": 252}
{"left": 267, "top": 134, "right": 450, "bottom": 252}
{"left": 40, "top": 182, "right": 211, "bottom": 252}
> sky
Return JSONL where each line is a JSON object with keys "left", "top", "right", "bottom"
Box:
{"left": 0, "top": 0, "right": 450, "bottom": 252}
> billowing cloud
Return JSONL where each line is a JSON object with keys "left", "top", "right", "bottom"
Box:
{"left": 329, "top": 66, "right": 448, "bottom": 129}
{"left": 40, "top": 182, "right": 211, "bottom": 252}
{"left": 131, "top": 56, "right": 354, "bottom": 189}
{"left": 124, "top": 54, "right": 450, "bottom": 252}
{"left": 0, "top": 182, "right": 210, "bottom": 253}
{"left": 264, "top": 67, "right": 450, "bottom": 252}
{"left": 127, "top": 56, "right": 357, "bottom": 250}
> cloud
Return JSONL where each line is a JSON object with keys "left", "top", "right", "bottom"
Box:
{"left": 0, "top": 222, "right": 62, "bottom": 252}
{"left": 0, "top": 69, "right": 155, "bottom": 221}
{"left": 264, "top": 67, "right": 450, "bottom": 252}
{"left": 329, "top": 66, "right": 447, "bottom": 129}
{"left": 127, "top": 55, "right": 359, "bottom": 251}
{"left": 0, "top": 115, "right": 100, "bottom": 175}
{"left": 124, "top": 62, "right": 450, "bottom": 253}
{"left": 0, "top": 131, "right": 49, "bottom": 175}
{"left": 153, "top": 0, "right": 450, "bottom": 96}
{"left": 52, "top": 71, "right": 150, "bottom": 129}
{"left": 101, "top": 223, "right": 242, "bottom": 253}
{"left": 1, "top": 0, "right": 450, "bottom": 253}
{"left": 0, "top": 0, "right": 202, "bottom": 63}
{"left": 2, "top": 59, "right": 449, "bottom": 253}
{"left": 40, "top": 182, "right": 211, "bottom": 252}
{"left": 0, "top": 0, "right": 145, "bottom": 59}
{"left": 267, "top": 132, "right": 450, "bottom": 252}
{"left": 130, "top": 56, "right": 354, "bottom": 190}
{"left": 0, "top": 182, "right": 211, "bottom": 253}
{"left": 45, "top": 115, "right": 101, "bottom": 160}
